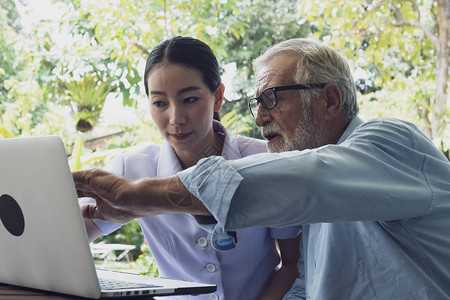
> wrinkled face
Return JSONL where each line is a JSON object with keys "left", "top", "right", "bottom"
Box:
{"left": 147, "top": 64, "right": 222, "bottom": 154}
{"left": 254, "top": 55, "right": 328, "bottom": 152}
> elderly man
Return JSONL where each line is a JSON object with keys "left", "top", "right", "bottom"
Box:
{"left": 75, "top": 38, "right": 450, "bottom": 299}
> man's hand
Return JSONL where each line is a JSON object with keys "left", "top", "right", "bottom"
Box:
{"left": 73, "top": 168, "right": 211, "bottom": 223}
{"left": 73, "top": 169, "right": 146, "bottom": 223}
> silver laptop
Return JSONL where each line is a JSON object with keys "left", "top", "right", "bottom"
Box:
{"left": 0, "top": 136, "right": 216, "bottom": 299}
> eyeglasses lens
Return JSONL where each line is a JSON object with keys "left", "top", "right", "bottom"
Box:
{"left": 249, "top": 100, "right": 258, "bottom": 117}
{"left": 261, "top": 89, "right": 276, "bottom": 110}
{"left": 250, "top": 89, "right": 276, "bottom": 118}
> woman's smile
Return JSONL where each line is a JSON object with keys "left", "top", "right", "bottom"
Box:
{"left": 170, "top": 131, "right": 193, "bottom": 140}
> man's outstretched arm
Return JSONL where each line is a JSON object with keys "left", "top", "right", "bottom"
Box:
{"left": 73, "top": 169, "right": 211, "bottom": 223}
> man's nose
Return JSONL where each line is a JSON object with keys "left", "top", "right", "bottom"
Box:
{"left": 254, "top": 104, "right": 272, "bottom": 127}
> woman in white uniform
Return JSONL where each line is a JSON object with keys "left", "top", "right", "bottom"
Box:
{"left": 83, "top": 36, "right": 301, "bottom": 300}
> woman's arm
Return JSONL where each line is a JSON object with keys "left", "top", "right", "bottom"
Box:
{"left": 84, "top": 218, "right": 103, "bottom": 242}
{"left": 258, "top": 235, "right": 301, "bottom": 300}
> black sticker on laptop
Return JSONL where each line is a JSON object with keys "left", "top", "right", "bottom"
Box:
{"left": 0, "top": 194, "right": 25, "bottom": 236}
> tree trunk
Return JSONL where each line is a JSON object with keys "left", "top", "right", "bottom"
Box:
{"left": 430, "top": 0, "right": 449, "bottom": 142}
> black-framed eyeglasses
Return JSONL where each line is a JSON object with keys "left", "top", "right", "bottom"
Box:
{"left": 248, "top": 83, "right": 327, "bottom": 118}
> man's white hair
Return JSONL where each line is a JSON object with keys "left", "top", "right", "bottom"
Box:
{"left": 253, "top": 38, "right": 359, "bottom": 120}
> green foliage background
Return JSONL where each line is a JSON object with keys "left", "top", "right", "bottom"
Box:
{"left": 1, "top": 0, "right": 449, "bottom": 272}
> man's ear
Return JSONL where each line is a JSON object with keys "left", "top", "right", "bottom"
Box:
{"left": 322, "top": 83, "right": 342, "bottom": 121}
{"left": 214, "top": 83, "right": 225, "bottom": 112}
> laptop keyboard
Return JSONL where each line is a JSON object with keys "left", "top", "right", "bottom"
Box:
{"left": 99, "top": 277, "right": 162, "bottom": 290}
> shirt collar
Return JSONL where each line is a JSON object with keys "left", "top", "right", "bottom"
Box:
{"left": 337, "top": 116, "right": 364, "bottom": 144}
{"left": 213, "top": 120, "right": 242, "bottom": 160}
{"left": 157, "top": 140, "right": 182, "bottom": 177}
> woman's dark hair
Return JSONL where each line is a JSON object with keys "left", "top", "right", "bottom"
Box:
{"left": 144, "top": 36, "right": 222, "bottom": 120}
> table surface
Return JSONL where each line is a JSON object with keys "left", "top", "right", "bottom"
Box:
{"left": 90, "top": 243, "right": 136, "bottom": 251}
{"left": 0, "top": 282, "right": 157, "bottom": 299}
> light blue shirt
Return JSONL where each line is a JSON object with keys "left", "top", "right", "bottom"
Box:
{"left": 178, "top": 117, "right": 450, "bottom": 299}
{"left": 93, "top": 121, "right": 301, "bottom": 300}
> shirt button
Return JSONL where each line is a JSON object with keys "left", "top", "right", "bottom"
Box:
{"left": 197, "top": 237, "right": 208, "bottom": 248}
{"left": 206, "top": 263, "right": 216, "bottom": 273}
{"left": 210, "top": 294, "right": 218, "bottom": 300}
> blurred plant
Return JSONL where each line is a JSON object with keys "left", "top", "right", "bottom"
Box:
{"left": 300, "top": 0, "right": 449, "bottom": 149}
{"left": 68, "top": 136, "right": 125, "bottom": 171}
{"left": 60, "top": 75, "right": 117, "bottom": 133}
{"left": 135, "top": 243, "right": 159, "bottom": 277}
{"left": 220, "top": 109, "right": 252, "bottom": 135}
{"left": 93, "top": 219, "right": 145, "bottom": 261}
{"left": 0, "top": 0, "right": 22, "bottom": 103}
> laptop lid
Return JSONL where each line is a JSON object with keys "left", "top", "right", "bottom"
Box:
{"left": 0, "top": 136, "right": 216, "bottom": 299}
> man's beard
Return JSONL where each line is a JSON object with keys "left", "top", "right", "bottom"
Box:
{"left": 262, "top": 103, "right": 328, "bottom": 153}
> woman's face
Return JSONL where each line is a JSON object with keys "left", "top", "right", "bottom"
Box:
{"left": 147, "top": 63, "right": 223, "bottom": 154}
